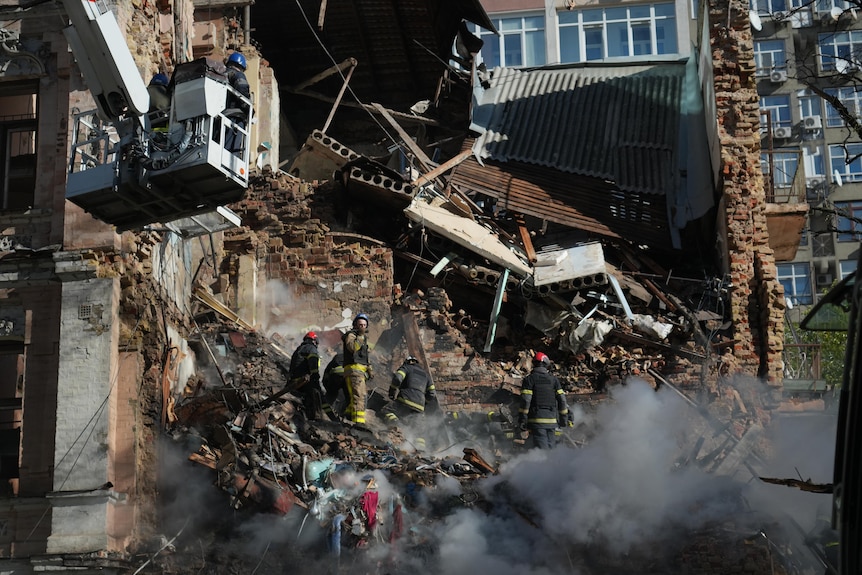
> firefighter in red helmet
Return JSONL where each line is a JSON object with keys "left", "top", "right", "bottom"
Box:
{"left": 289, "top": 331, "right": 323, "bottom": 419}
{"left": 518, "top": 352, "right": 572, "bottom": 449}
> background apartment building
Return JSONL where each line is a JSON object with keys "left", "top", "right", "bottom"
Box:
{"left": 750, "top": 0, "right": 862, "bottom": 320}
{"left": 475, "top": 0, "right": 858, "bottom": 323}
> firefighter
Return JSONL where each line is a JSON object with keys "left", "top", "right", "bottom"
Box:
{"left": 342, "top": 313, "right": 373, "bottom": 425}
{"left": 147, "top": 73, "right": 171, "bottom": 129}
{"left": 223, "top": 51, "right": 250, "bottom": 153}
{"left": 382, "top": 356, "right": 438, "bottom": 450}
{"left": 518, "top": 352, "right": 573, "bottom": 449}
{"left": 321, "top": 352, "right": 347, "bottom": 421}
{"left": 288, "top": 331, "right": 323, "bottom": 419}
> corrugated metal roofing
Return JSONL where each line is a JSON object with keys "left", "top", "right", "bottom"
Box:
{"left": 470, "top": 63, "right": 686, "bottom": 196}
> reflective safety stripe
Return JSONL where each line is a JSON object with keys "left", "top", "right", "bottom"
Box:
{"left": 521, "top": 389, "right": 533, "bottom": 395}
{"left": 331, "top": 366, "right": 344, "bottom": 375}
{"left": 397, "top": 396, "right": 424, "bottom": 411}
{"left": 528, "top": 417, "right": 558, "bottom": 424}
{"left": 385, "top": 412, "right": 399, "bottom": 421}
{"left": 556, "top": 389, "right": 564, "bottom": 395}
{"left": 345, "top": 364, "right": 368, "bottom": 371}
{"left": 415, "top": 437, "right": 426, "bottom": 450}
{"left": 353, "top": 410, "right": 366, "bottom": 423}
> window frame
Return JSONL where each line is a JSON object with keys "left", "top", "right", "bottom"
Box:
{"left": 557, "top": 2, "right": 678, "bottom": 63}
{"left": 778, "top": 262, "right": 814, "bottom": 305}
{"left": 476, "top": 13, "right": 546, "bottom": 68}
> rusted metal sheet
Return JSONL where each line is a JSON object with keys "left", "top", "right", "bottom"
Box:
{"left": 450, "top": 152, "right": 673, "bottom": 251}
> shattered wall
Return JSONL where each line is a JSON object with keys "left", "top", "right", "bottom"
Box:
{"left": 228, "top": 169, "right": 394, "bottom": 339}
{"left": 709, "top": 0, "right": 785, "bottom": 385}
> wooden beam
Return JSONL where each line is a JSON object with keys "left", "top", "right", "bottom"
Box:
{"left": 410, "top": 150, "right": 473, "bottom": 188}
{"left": 371, "top": 102, "right": 436, "bottom": 172}
{"left": 292, "top": 58, "right": 357, "bottom": 92}
{"left": 400, "top": 308, "right": 435, "bottom": 390}
{"left": 287, "top": 88, "right": 440, "bottom": 127}
{"left": 317, "top": 0, "right": 328, "bottom": 30}
{"left": 322, "top": 64, "right": 356, "bottom": 133}
{"left": 514, "top": 213, "right": 537, "bottom": 263}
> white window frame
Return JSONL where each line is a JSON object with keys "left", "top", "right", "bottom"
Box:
{"left": 834, "top": 200, "right": 862, "bottom": 242}
{"left": 778, "top": 262, "right": 813, "bottom": 305}
{"left": 476, "top": 14, "right": 546, "bottom": 68}
{"left": 760, "top": 94, "right": 792, "bottom": 129}
{"left": 557, "top": 3, "right": 677, "bottom": 63}
{"left": 819, "top": 31, "right": 862, "bottom": 72}
{"left": 803, "top": 144, "right": 826, "bottom": 179}
{"left": 840, "top": 258, "right": 858, "bottom": 278}
{"left": 830, "top": 143, "right": 862, "bottom": 184}
{"left": 754, "top": 40, "right": 787, "bottom": 76}
{"left": 825, "top": 87, "right": 862, "bottom": 127}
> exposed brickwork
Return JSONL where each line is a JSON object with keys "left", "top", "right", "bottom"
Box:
{"left": 710, "top": 0, "right": 785, "bottom": 385}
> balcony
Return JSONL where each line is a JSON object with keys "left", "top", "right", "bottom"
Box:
{"left": 761, "top": 148, "right": 810, "bottom": 262}
{"left": 782, "top": 342, "right": 830, "bottom": 396}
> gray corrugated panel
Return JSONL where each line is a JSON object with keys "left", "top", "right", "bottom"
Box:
{"left": 472, "top": 63, "right": 685, "bottom": 195}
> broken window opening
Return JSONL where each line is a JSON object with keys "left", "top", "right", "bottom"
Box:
{"left": 0, "top": 344, "right": 24, "bottom": 497}
{"left": 0, "top": 81, "right": 38, "bottom": 212}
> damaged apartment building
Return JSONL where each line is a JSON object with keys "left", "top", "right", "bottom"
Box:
{"left": 0, "top": 0, "right": 818, "bottom": 572}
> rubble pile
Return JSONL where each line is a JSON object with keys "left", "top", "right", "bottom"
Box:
{"left": 137, "top": 307, "right": 811, "bottom": 575}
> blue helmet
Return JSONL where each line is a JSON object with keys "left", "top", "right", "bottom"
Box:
{"left": 354, "top": 313, "right": 369, "bottom": 326}
{"left": 150, "top": 73, "right": 169, "bottom": 87}
{"left": 227, "top": 52, "right": 247, "bottom": 71}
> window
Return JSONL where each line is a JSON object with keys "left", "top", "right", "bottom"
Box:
{"left": 477, "top": 15, "right": 545, "bottom": 67}
{"left": 750, "top": 0, "right": 788, "bottom": 12}
{"left": 778, "top": 262, "right": 813, "bottom": 305}
{"left": 760, "top": 94, "right": 792, "bottom": 129}
{"left": 830, "top": 143, "right": 862, "bottom": 184}
{"left": 825, "top": 86, "right": 862, "bottom": 127}
{"left": 819, "top": 31, "right": 862, "bottom": 72}
{"left": 803, "top": 144, "right": 825, "bottom": 180}
{"left": 799, "top": 92, "right": 823, "bottom": 119}
{"left": 0, "top": 345, "right": 23, "bottom": 496}
{"left": 0, "top": 82, "right": 38, "bottom": 212}
{"left": 558, "top": 3, "right": 677, "bottom": 63}
{"left": 834, "top": 200, "right": 862, "bottom": 241}
{"left": 815, "top": 0, "right": 849, "bottom": 13}
{"left": 762, "top": 150, "right": 800, "bottom": 187}
{"left": 840, "top": 258, "right": 858, "bottom": 278}
{"left": 755, "top": 40, "right": 787, "bottom": 77}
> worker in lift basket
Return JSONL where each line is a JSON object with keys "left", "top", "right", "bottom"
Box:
{"left": 147, "top": 73, "right": 171, "bottom": 129}
{"left": 223, "top": 52, "right": 250, "bottom": 153}
{"left": 342, "top": 313, "right": 373, "bottom": 425}
{"left": 518, "top": 352, "right": 573, "bottom": 449}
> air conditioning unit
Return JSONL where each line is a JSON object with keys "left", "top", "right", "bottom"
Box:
{"left": 816, "top": 273, "right": 834, "bottom": 285}
{"left": 772, "top": 10, "right": 789, "bottom": 20}
{"left": 807, "top": 177, "right": 825, "bottom": 188}
{"left": 770, "top": 69, "right": 789, "bottom": 83}
{"left": 804, "top": 115, "right": 823, "bottom": 130}
{"left": 773, "top": 126, "right": 792, "bottom": 139}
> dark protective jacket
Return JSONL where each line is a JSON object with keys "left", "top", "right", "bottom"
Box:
{"left": 323, "top": 353, "right": 345, "bottom": 393}
{"left": 342, "top": 330, "right": 370, "bottom": 368}
{"left": 519, "top": 366, "right": 569, "bottom": 429}
{"left": 289, "top": 340, "right": 320, "bottom": 385}
{"left": 389, "top": 362, "right": 436, "bottom": 413}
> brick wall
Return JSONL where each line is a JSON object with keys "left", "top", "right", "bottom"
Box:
{"left": 709, "top": 0, "right": 785, "bottom": 385}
